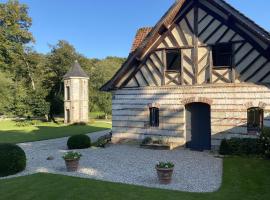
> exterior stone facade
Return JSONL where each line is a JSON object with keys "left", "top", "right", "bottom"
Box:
{"left": 112, "top": 83, "right": 270, "bottom": 149}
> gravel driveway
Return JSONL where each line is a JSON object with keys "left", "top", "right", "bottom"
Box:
{"left": 1, "top": 130, "right": 223, "bottom": 193}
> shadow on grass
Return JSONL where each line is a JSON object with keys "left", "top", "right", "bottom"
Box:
{"left": 0, "top": 123, "right": 111, "bottom": 144}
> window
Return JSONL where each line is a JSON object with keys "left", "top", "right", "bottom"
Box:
{"left": 212, "top": 43, "right": 233, "bottom": 67}
{"left": 150, "top": 107, "right": 159, "bottom": 127}
{"left": 166, "top": 49, "right": 181, "bottom": 71}
{"left": 247, "top": 107, "right": 264, "bottom": 132}
{"left": 66, "top": 86, "right": 70, "bottom": 100}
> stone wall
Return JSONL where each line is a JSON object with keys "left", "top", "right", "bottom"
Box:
{"left": 64, "top": 78, "right": 89, "bottom": 124}
{"left": 112, "top": 83, "right": 270, "bottom": 148}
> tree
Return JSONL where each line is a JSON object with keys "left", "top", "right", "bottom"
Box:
{"left": 0, "top": 72, "right": 13, "bottom": 115}
{"left": 0, "top": 0, "right": 34, "bottom": 74}
{"left": 44, "top": 41, "right": 78, "bottom": 121}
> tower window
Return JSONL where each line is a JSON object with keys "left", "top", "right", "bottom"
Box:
{"left": 166, "top": 49, "right": 181, "bottom": 71}
{"left": 150, "top": 107, "right": 159, "bottom": 127}
{"left": 66, "top": 86, "right": 70, "bottom": 100}
{"left": 247, "top": 107, "right": 264, "bottom": 133}
{"left": 212, "top": 43, "right": 233, "bottom": 67}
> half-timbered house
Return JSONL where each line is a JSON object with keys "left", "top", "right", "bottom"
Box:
{"left": 101, "top": 0, "right": 270, "bottom": 150}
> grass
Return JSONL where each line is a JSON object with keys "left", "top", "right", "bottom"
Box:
{"left": 0, "top": 157, "right": 269, "bottom": 200}
{"left": 0, "top": 120, "right": 112, "bottom": 144}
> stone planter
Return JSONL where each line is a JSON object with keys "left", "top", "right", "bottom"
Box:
{"left": 156, "top": 167, "right": 174, "bottom": 184}
{"left": 64, "top": 159, "right": 80, "bottom": 172}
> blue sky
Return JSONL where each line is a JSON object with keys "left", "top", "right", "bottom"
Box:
{"left": 1, "top": 0, "right": 270, "bottom": 58}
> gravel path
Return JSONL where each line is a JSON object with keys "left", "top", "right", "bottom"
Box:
{"left": 1, "top": 131, "right": 223, "bottom": 193}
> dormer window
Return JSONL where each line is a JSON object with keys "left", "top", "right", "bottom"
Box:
{"left": 166, "top": 49, "right": 181, "bottom": 72}
{"left": 212, "top": 43, "right": 233, "bottom": 68}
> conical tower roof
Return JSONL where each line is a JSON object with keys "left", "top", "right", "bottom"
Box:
{"left": 64, "top": 60, "right": 89, "bottom": 79}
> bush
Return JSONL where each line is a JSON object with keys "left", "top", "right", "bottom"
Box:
{"left": 142, "top": 137, "right": 153, "bottom": 145}
{"left": 219, "top": 139, "right": 231, "bottom": 155}
{"left": 219, "top": 138, "right": 260, "bottom": 155}
{"left": 67, "top": 134, "right": 91, "bottom": 150}
{"left": 72, "top": 122, "right": 87, "bottom": 126}
{"left": 259, "top": 128, "right": 270, "bottom": 158}
{"left": 95, "top": 134, "right": 112, "bottom": 148}
{"left": 0, "top": 144, "right": 26, "bottom": 177}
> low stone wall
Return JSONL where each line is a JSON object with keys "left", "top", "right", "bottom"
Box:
{"left": 112, "top": 83, "right": 270, "bottom": 149}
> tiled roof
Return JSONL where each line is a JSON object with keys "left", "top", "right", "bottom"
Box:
{"left": 64, "top": 60, "right": 89, "bottom": 79}
{"left": 131, "top": 27, "right": 152, "bottom": 52}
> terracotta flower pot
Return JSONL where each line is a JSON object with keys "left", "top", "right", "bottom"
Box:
{"left": 156, "top": 167, "right": 174, "bottom": 184}
{"left": 64, "top": 159, "right": 80, "bottom": 172}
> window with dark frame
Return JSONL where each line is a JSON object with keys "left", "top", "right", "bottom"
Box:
{"left": 149, "top": 107, "right": 159, "bottom": 127}
{"left": 166, "top": 49, "right": 181, "bottom": 71}
{"left": 66, "top": 86, "right": 70, "bottom": 100}
{"left": 212, "top": 43, "right": 233, "bottom": 67}
{"left": 247, "top": 107, "right": 264, "bottom": 132}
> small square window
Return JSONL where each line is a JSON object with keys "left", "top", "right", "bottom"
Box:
{"left": 212, "top": 43, "right": 233, "bottom": 67}
{"left": 166, "top": 50, "right": 181, "bottom": 71}
{"left": 150, "top": 107, "right": 159, "bottom": 127}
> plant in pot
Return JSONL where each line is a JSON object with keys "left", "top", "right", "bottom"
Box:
{"left": 63, "top": 151, "right": 82, "bottom": 172}
{"left": 156, "top": 162, "right": 175, "bottom": 184}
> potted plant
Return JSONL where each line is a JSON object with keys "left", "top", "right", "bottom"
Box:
{"left": 63, "top": 151, "right": 82, "bottom": 172}
{"left": 156, "top": 162, "right": 175, "bottom": 184}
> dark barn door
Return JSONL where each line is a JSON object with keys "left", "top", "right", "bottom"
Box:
{"left": 185, "top": 103, "right": 211, "bottom": 151}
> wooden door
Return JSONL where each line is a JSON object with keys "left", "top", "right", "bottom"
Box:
{"left": 185, "top": 103, "right": 211, "bottom": 151}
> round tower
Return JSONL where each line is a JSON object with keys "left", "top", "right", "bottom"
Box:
{"left": 63, "top": 60, "right": 89, "bottom": 124}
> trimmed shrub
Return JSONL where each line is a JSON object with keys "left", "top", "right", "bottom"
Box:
{"left": 259, "top": 128, "right": 270, "bottom": 158}
{"left": 219, "top": 138, "right": 259, "bottom": 155}
{"left": 0, "top": 143, "right": 26, "bottom": 177}
{"left": 67, "top": 134, "right": 91, "bottom": 150}
{"left": 219, "top": 139, "right": 231, "bottom": 155}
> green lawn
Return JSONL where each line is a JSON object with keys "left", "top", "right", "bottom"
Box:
{"left": 0, "top": 157, "right": 269, "bottom": 200}
{"left": 0, "top": 120, "right": 111, "bottom": 144}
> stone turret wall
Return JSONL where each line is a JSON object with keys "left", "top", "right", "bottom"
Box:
{"left": 64, "top": 77, "right": 89, "bottom": 124}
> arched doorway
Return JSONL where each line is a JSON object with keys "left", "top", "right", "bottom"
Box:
{"left": 185, "top": 103, "right": 211, "bottom": 151}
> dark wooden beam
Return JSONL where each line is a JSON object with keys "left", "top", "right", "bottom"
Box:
{"left": 158, "top": 24, "right": 168, "bottom": 35}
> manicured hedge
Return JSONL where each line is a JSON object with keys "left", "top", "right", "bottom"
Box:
{"left": 0, "top": 143, "right": 26, "bottom": 177}
{"left": 67, "top": 134, "right": 91, "bottom": 150}
{"left": 219, "top": 138, "right": 260, "bottom": 155}
{"left": 219, "top": 128, "right": 270, "bottom": 158}
{"left": 259, "top": 128, "right": 270, "bottom": 158}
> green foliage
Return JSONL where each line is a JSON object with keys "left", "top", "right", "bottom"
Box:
{"left": 219, "top": 139, "right": 231, "bottom": 155}
{"left": 95, "top": 134, "right": 112, "bottom": 148}
{"left": 0, "top": 143, "right": 26, "bottom": 177}
{"left": 0, "top": 72, "right": 13, "bottom": 115}
{"left": 259, "top": 128, "right": 270, "bottom": 158}
{"left": 142, "top": 137, "right": 153, "bottom": 145}
{"left": 0, "top": 0, "right": 34, "bottom": 70}
{"left": 67, "top": 134, "right": 91, "bottom": 150}
{"left": 62, "top": 151, "right": 82, "bottom": 160}
{"left": 219, "top": 138, "right": 260, "bottom": 155}
{"left": 156, "top": 162, "right": 175, "bottom": 169}
{"left": 0, "top": 1, "right": 125, "bottom": 118}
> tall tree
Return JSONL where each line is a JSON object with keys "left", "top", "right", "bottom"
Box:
{"left": 0, "top": 0, "right": 34, "bottom": 75}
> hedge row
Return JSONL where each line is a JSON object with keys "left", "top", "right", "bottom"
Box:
{"left": 219, "top": 128, "right": 270, "bottom": 158}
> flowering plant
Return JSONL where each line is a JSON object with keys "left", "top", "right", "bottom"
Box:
{"left": 63, "top": 151, "right": 82, "bottom": 160}
{"left": 156, "top": 162, "right": 174, "bottom": 169}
